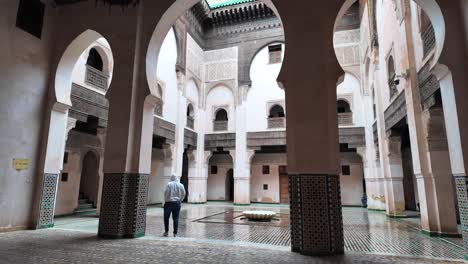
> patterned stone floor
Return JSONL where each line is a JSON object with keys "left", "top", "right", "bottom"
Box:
{"left": 0, "top": 229, "right": 463, "bottom": 264}
{"left": 0, "top": 203, "right": 464, "bottom": 263}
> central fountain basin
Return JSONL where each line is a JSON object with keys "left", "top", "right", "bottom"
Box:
{"left": 242, "top": 211, "right": 277, "bottom": 221}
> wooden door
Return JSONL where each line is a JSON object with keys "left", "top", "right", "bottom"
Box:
{"left": 279, "top": 166, "right": 289, "bottom": 204}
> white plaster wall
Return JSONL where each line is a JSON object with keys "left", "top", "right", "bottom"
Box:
{"left": 340, "top": 153, "right": 365, "bottom": 206}
{"left": 409, "top": 3, "right": 427, "bottom": 71}
{"left": 205, "top": 86, "right": 236, "bottom": 133}
{"left": 246, "top": 44, "right": 285, "bottom": 132}
{"left": 376, "top": 0, "right": 409, "bottom": 109}
{"left": 55, "top": 151, "right": 81, "bottom": 216}
{"left": 148, "top": 149, "right": 165, "bottom": 204}
{"left": 54, "top": 130, "right": 105, "bottom": 215}
{"left": 0, "top": 0, "right": 54, "bottom": 230}
{"left": 70, "top": 38, "right": 113, "bottom": 95}
{"left": 207, "top": 154, "right": 233, "bottom": 201}
{"left": 157, "top": 28, "right": 178, "bottom": 123}
{"left": 337, "top": 73, "right": 366, "bottom": 127}
{"left": 250, "top": 153, "right": 286, "bottom": 203}
{"left": 358, "top": 4, "right": 386, "bottom": 210}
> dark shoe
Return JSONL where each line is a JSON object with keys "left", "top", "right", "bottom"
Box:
{"left": 163, "top": 232, "right": 168, "bottom": 237}
{"left": 173, "top": 234, "right": 178, "bottom": 237}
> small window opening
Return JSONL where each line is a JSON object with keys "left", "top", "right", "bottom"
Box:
{"left": 262, "top": 165, "right": 270, "bottom": 175}
{"left": 211, "top": 165, "right": 218, "bottom": 174}
{"left": 61, "top": 173, "right": 69, "bottom": 182}
{"left": 263, "top": 184, "right": 269, "bottom": 190}
{"left": 337, "top": 100, "right": 352, "bottom": 114}
{"left": 341, "top": 165, "right": 351, "bottom": 176}
{"left": 63, "top": 152, "right": 69, "bottom": 164}
{"left": 387, "top": 55, "right": 398, "bottom": 98}
{"left": 215, "top": 109, "right": 228, "bottom": 121}
{"left": 16, "top": 0, "right": 45, "bottom": 39}
{"left": 87, "top": 48, "right": 104, "bottom": 72}
{"left": 269, "top": 105, "right": 285, "bottom": 118}
{"left": 268, "top": 44, "right": 283, "bottom": 64}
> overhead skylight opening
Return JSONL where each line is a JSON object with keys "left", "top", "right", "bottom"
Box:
{"left": 205, "top": 0, "right": 254, "bottom": 9}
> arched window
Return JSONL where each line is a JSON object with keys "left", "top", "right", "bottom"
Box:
{"left": 186, "top": 104, "right": 194, "bottom": 129}
{"left": 215, "top": 109, "right": 228, "bottom": 121}
{"left": 269, "top": 105, "right": 285, "bottom": 118}
{"left": 337, "top": 100, "right": 351, "bottom": 114}
{"left": 86, "top": 48, "right": 103, "bottom": 72}
{"left": 372, "top": 88, "right": 376, "bottom": 120}
{"left": 214, "top": 109, "right": 228, "bottom": 131}
{"left": 387, "top": 55, "right": 398, "bottom": 98}
{"left": 187, "top": 104, "right": 194, "bottom": 117}
{"left": 387, "top": 55, "right": 396, "bottom": 81}
{"left": 268, "top": 104, "right": 286, "bottom": 129}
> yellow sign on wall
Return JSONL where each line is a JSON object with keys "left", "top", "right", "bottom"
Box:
{"left": 13, "top": 159, "right": 29, "bottom": 171}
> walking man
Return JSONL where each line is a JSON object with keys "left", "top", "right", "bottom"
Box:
{"left": 163, "top": 174, "right": 186, "bottom": 237}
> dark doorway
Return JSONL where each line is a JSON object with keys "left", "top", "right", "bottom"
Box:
{"left": 79, "top": 151, "right": 100, "bottom": 206}
{"left": 279, "top": 166, "right": 289, "bottom": 204}
{"left": 226, "top": 169, "right": 234, "bottom": 202}
{"left": 181, "top": 150, "right": 189, "bottom": 202}
{"left": 401, "top": 124, "right": 418, "bottom": 211}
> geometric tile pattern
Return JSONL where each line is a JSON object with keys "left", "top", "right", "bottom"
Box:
{"left": 38, "top": 173, "right": 59, "bottom": 229}
{"left": 50, "top": 205, "right": 465, "bottom": 260}
{"left": 289, "top": 174, "right": 344, "bottom": 255}
{"left": 98, "top": 173, "right": 149, "bottom": 238}
{"left": 0, "top": 228, "right": 462, "bottom": 264}
{"left": 454, "top": 175, "right": 468, "bottom": 258}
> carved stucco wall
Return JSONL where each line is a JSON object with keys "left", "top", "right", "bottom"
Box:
{"left": 186, "top": 34, "right": 204, "bottom": 82}
{"left": 334, "top": 29, "right": 361, "bottom": 67}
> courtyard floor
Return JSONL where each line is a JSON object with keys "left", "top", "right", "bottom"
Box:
{"left": 0, "top": 203, "right": 464, "bottom": 263}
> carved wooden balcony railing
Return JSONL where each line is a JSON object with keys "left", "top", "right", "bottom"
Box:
{"left": 267, "top": 117, "right": 285, "bottom": 129}
{"left": 213, "top": 120, "right": 228, "bottom": 131}
{"left": 186, "top": 116, "right": 194, "bottom": 129}
{"left": 338, "top": 112, "right": 353, "bottom": 126}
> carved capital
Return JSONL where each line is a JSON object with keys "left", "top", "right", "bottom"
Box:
{"left": 163, "top": 144, "right": 175, "bottom": 161}
{"left": 176, "top": 71, "right": 186, "bottom": 91}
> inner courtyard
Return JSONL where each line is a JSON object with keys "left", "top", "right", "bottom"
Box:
{"left": 0, "top": 203, "right": 464, "bottom": 263}
{"left": 2, "top": 0, "right": 468, "bottom": 263}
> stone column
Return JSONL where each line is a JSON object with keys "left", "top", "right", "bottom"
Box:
{"left": 399, "top": 4, "right": 458, "bottom": 236}
{"left": 433, "top": 65, "right": 468, "bottom": 248}
{"left": 154, "top": 144, "right": 176, "bottom": 204}
{"left": 97, "top": 4, "right": 156, "bottom": 239}
{"left": 229, "top": 149, "right": 255, "bottom": 205}
{"left": 433, "top": 0, "right": 468, "bottom": 253}
{"left": 95, "top": 127, "right": 106, "bottom": 215}
{"left": 174, "top": 72, "right": 187, "bottom": 176}
{"left": 273, "top": 0, "right": 345, "bottom": 255}
{"left": 383, "top": 134, "right": 406, "bottom": 216}
{"left": 418, "top": 107, "right": 458, "bottom": 236}
{"left": 230, "top": 100, "right": 254, "bottom": 205}
{"left": 187, "top": 148, "right": 207, "bottom": 204}
{"left": 188, "top": 107, "right": 207, "bottom": 203}
{"left": 36, "top": 103, "right": 72, "bottom": 229}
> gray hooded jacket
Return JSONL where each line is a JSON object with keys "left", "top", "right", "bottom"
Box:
{"left": 164, "top": 175, "right": 186, "bottom": 202}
